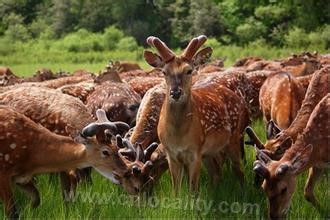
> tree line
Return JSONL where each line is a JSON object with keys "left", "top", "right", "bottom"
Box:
{"left": 0, "top": 0, "right": 329, "bottom": 49}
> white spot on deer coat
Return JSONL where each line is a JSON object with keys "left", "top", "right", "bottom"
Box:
{"left": 4, "top": 154, "right": 9, "bottom": 161}
{"left": 9, "top": 143, "right": 16, "bottom": 149}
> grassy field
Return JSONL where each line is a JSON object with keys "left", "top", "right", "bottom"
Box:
{"left": 1, "top": 46, "right": 329, "bottom": 218}
{"left": 0, "top": 120, "right": 328, "bottom": 219}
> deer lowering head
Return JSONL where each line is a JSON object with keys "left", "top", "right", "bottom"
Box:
{"left": 144, "top": 35, "right": 212, "bottom": 102}
{"left": 246, "top": 66, "right": 329, "bottom": 160}
{"left": 0, "top": 107, "right": 132, "bottom": 218}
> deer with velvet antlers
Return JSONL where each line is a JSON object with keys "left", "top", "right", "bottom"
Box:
{"left": 144, "top": 35, "right": 249, "bottom": 192}
{"left": 0, "top": 108, "right": 131, "bottom": 218}
{"left": 252, "top": 93, "right": 329, "bottom": 219}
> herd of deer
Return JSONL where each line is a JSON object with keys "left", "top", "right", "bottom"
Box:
{"left": 0, "top": 36, "right": 329, "bottom": 219}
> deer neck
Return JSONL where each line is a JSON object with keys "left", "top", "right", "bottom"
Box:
{"left": 31, "top": 135, "right": 88, "bottom": 174}
{"left": 162, "top": 89, "right": 193, "bottom": 131}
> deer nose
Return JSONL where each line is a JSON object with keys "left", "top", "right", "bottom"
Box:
{"left": 170, "top": 88, "right": 182, "bottom": 100}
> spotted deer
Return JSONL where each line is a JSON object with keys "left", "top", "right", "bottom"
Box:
{"left": 112, "top": 84, "right": 168, "bottom": 195}
{"left": 86, "top": 81, "right": 141, "bottom": 126}
{"left": 144, "top": 35, "right": 249, "bottom": 192}
{"left": 252, "top": 94, "right": 329, "bottom": 219}
{"left": 0, "top": 67, "right": 21, "bottom": 86}
{"left": 246, "top": 66, "right": 329, "bottom": 159}
{"left": 0, "top": 107, "right": 130, "bottom": 218}
{"left": 126, "top": 76, "right": 164, "bottom": 98}
{"left": 259, "top": 72, "right": 307, "bottom": 132}
{"left": 0, "top": 86, "right": 104, "bottom": 199}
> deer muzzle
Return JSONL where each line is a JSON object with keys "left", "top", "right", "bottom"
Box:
{"left": 170, "top": 88, "right": 182, "bottom": 101}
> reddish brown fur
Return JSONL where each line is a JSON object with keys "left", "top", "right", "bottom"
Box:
{"left": 144, "top": 36, "right": 249, "bottom": 192}
{"left": 0, "top": 86, "right": 95, "bottom": 198}
{"left": 0, "top": 67, "right": 20, "bottom": 86}
{"left": 113, "top": 61, "right": 142, "bottom": 73}
{"left": 57, "top": 82, "right": 96, "bottom": 103}
{"left": 0, "top": 106, "right": 131, "bottom": 218}
{"left": 259, "top": 72, "right": 307, "bottom": 130}
{"left": 258, "top": 94, "right": 329, "bottom": 218}
{"left": 126, "top": 76, "right": 164, "bottom": 97}
{"left": 86, "top": 81, "right": 141, "bottom": 125}
{"left": 24, "top": 68, "right": 56, "bottom": 82}
{"left": 263, "top": 66, "right": 329, "bottom": 155}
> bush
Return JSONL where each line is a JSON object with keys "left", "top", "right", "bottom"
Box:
{"left": 254, "top": 5, "right": 289, "bottom": 25}
{"left": 117, "top": 37, "right": 139, "bottom": 51}
{"left": 103, "top": 26, "right": 124, "bottom": 50}
{"left": 235, "top": 18, "right": 266, "bottom": 44}
{"left": 284, "top": 27, "right": 309, "bottom": 48}
{"left": 54, "top": 29, "right": 103, "bottom": 52}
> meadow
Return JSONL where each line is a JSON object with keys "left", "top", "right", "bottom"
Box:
{"left": 0, "top": 118, "right": 328, "bottom": 219}
{"left": 0, "top": 38, "right": 329, "bottom": 218}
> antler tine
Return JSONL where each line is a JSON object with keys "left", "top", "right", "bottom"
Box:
{"left": 146, "top": 36, "right": 175, "bottom": 62}
{"left": 182, "top": 35, "right": 207, "bottom": 61}
{"left": 96, "top": 109, "right": 109, "bottom": 123}
{"left": 254, "top": 144, "right": 272, "bottom": 164}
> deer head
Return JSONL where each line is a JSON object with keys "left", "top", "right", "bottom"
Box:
{"left": 144, "top": 35, "right": 212, "bottom": 102}
{"left": 245, "top": 126, "right": 293, "bottom": 160}
{"left": 253, "top": 144, "right": 313, "bottom": 218}
{"left": 113, "top": 136, "right": 159, "bottom": 195}
{"left": 69, "top": 109, "right": 131, "bottom": 184}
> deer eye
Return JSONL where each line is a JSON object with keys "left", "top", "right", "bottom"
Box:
{"left": 186, "top": 69, "right": 193, "bottom": 75}
{"left": 162, "top": 70, "right": 168, "bottom": 76}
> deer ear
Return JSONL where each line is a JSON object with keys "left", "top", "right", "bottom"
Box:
{"left": 192, "top": 47, "right": 213, "bottom": 66}
{"left": 291, "top": 144, "right": 313, "bottom": 174}
{"left": 144, "top": 50, "right": 164, "bottom": 68}
{"left": 266, "top": 120, "right": 281, "bottom": 139}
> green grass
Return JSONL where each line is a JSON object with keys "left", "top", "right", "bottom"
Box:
{"left": 1, "top": 120, "right": 329, "bottom": 219}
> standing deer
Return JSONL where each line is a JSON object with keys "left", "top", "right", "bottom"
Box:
{"left": 144, "top": 35, "right": 249, "bottom": 192}
{"left": 253, "top": 94, "right": 329, "bottom": 219}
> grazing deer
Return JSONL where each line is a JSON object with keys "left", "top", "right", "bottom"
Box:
{"left": 144, "top": 35, "right": 249, "bottom": 192}
{"left": 111, "top": 84, "right": 168, "bottom": 195}
{"left": 246, "top": 66, "right": 329, "bottom": 159}
{"left": 0, "top": 107, "right": 130, "bottom": 218}
{"left": 253, "top": 94, "right": 329, "bottom": 219}
{"left": 0, "top": 86, "right": 98, "bottom": 199}
{"left": 259, "top": 72, "right": 307, "bottom": 131}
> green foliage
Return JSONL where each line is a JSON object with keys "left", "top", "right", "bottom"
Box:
{"left": 117, "top": 37, "right": 139, "bottom": 51}
{"left": 254, "top": 5, "right": 289, "bottom": 26}
{"left": 284, "top": 27, "right": 309, "bottom": 49}
{"left": 235, "top": 18, "right": 266, "bottom": 44}
{"left": 103, "top": 26, "right": 124, "bottom": 50}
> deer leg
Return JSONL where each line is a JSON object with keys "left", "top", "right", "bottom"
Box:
{"left": 204, "top": 152, "right": 225, "bottom": 188}
{"left": 167, "top": 156, "right": 184, "bottom": 194}
{"left": 77, "top": 167, "right": 93, "bottom": 185}
{"left": 60, "top": 171, "right": 77, "bottom": 202}
{"left": 17, "top": 180, "right": 40, "bottom": 208}
{"left": 228, "top": 140, "right": 245, "bottom": 185}
{"left": 304, "top": 167, "right": 322, "bottom": 210}
{"left": 0, "top": 177, "right": 18, "bottom": 218}
{"left": 188, "top": 153, "right": 202, "bottom": 192}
